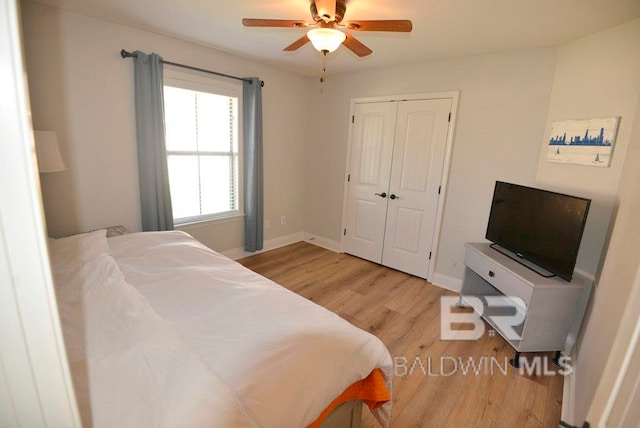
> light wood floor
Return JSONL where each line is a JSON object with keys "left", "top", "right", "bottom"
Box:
{"left": 239, "top": 242, "right": 563, "bottom": 428}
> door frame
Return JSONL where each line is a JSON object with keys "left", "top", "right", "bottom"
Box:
{"left": 587, "top": 265, "right": 640, "bottom": 426}
{"left": 340, "top": 91, "right": 460, "bottom": 282}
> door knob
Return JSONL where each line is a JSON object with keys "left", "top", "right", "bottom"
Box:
{"left": 389, "top": 194, "right": 399, "bottom": 200}
{"left": 375, "top": 192, "right": 387, "bottom": 198}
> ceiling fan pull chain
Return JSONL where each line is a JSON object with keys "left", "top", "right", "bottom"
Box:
{"left": 320, "top": 50, "right": 327, "bottom": 83}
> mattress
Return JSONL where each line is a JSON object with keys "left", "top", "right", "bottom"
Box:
{"left": 48, "top": 229, "right": 392, "bottom": 427}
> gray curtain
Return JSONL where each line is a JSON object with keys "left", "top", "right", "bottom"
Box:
{"left": 133, "top": 51, "right": 174, "bottom": 231}
{"left": 243, "top": 78, "right": 264, "bottom": 252}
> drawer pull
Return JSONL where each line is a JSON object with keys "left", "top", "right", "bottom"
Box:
{"left": 488, "top": 270, "right": 495, "bottom": 278}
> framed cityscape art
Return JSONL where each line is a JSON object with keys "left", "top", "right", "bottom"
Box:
{"left": 546, "top": 117, "right": 619, "bottom": 167}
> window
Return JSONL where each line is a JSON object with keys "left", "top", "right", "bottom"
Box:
{"left": 163, "top": 69, "right": 242, "bottom": 225}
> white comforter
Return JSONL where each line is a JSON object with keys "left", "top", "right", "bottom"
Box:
{"left": 49, "top": 230, "right": 392, "bottom": 427}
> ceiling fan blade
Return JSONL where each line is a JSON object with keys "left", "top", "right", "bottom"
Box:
{"left": 314, "top": 0, "right": 336, "bottom": 21}
{"left": 345, "top": 20, "right": 413, "bottom": 32}
{"left": 242, "top": 18, "right": 309, "bottom": 28}
{"left": 343, "top": 33, "right": 372, "bottom": 57}
{"left": 283, "top": 35, "right": 310, "bottom": 52}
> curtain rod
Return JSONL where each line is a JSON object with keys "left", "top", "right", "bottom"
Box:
{"left": 120, "top": 49, "right": 264, "bottom": 87}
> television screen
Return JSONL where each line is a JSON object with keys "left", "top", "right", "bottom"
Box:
{"left": 485, "top": 181, "right": 591, "bottom": 281}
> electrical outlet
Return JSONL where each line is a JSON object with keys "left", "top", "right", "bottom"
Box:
{"left": 265, "top": 220, "right": 270, "bottom": 229}
{"left": 280, "top": 216, "right": 286, "bottom": 225}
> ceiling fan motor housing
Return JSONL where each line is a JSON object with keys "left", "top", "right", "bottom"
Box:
{"left": 311, "top": 0, "right": 347, "bottom": 23}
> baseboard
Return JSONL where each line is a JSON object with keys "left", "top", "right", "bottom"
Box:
{"left": 561, "top": 353, "right": 577, "bottom": 426}
{"left": 431, "top": 272, "right": 462, "bottom": 293}
{"left": 223, "top": 232, "right": 304, "bottom": 260}
{"left": 303, "top": 232, "right": 341, "bottom": 253}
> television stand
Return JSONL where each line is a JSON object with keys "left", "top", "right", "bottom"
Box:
{"left": 489, "top": 243, "right": 556, "bottom": 279}
{"left": 460, "top": 243, "right": 588, "bottom": 370}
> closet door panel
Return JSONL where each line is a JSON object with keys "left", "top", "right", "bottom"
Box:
{"left": 399, "top": 112, "right": 433, "bottom": 192}
{"left": 382, "top": 98, "right": 452, "bottom": 278}
{"left": 343, "top": 102, "right": 398, "bottom": 262}
{"left": 389, "top": 207, "right": 423, "bottom": 253}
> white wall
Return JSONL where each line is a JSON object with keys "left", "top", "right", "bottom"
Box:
{"left": 539, "top": 19, "right": 640, "bottom": 426}
{"left": 535, "top": 18, "right": 640, "bottom": 279}
{"left": 21, "top": 1, "right": 310, "bottom": 252}
{"left": 303, "top": 48, "right": 557, "bottom": 285}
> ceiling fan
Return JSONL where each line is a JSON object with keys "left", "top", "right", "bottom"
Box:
{"left": 242, "top": 0, "right": 412, "bottom": 58}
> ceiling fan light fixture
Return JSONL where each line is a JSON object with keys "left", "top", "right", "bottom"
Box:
{"left": 307, "top": 28, "right": 346, "bottom": 53}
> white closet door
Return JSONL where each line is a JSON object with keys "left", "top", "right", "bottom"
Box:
{"left": 382, "top": 98, "right": 452, "bottom": 278}
{"left": 343, "top": 102, "right": 398, "bottom": 262}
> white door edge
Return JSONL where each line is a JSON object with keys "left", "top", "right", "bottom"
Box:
{"left": 0, "top": 0, "right": 81, "bottom": 425}
{"left": 597, "top": 265, "right": 640, "bottom": 426}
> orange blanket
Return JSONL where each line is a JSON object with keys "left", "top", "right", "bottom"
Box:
{"left": 308, "top": 369, "right": 390, "bottom": 428}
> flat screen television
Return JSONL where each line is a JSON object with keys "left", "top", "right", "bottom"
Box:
{"left": 485, "top": 181, "right": 591, "bottom": 282}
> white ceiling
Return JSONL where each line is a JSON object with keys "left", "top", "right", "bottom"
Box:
{"left": 33, "top": 0, "right": 640, "bottom": 77}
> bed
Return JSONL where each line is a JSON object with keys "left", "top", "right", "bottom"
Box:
{"left": 48, "top": 229, "right": 392, "bottom": 427}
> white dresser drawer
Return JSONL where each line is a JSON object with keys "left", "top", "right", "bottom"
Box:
{"left": 464, "top": 247, "right": 533, "bottom": 308}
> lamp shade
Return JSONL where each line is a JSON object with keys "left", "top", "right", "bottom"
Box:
{"left": 34, "top": 131, "right": 67, "bottom": 173}
{"left": 307, "top": 28, "right": 346, "bottom": 53}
